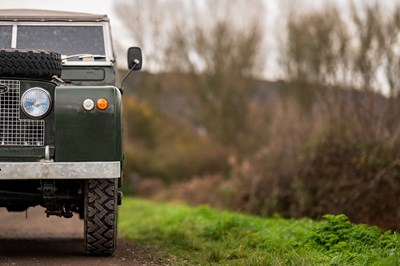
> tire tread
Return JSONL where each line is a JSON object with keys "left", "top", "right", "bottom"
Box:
{"left": 0, "top": 49, "right": 62, "bottom": 80}
{"left": 84, "top": 179, "right": 117, "bottom": 256}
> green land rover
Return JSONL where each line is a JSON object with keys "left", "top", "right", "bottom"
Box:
{"left": 0, "top": 9, "right": 141, "bottom": 255}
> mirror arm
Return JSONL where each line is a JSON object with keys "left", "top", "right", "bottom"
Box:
{"left": 120, "top": 59, "right": 140, "bottom": 94}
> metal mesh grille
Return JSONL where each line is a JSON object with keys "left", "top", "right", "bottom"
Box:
{"left": 0, "top": 80, "right": 45, "bottom": 146}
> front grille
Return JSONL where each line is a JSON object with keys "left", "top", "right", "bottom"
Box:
{"left": 0, "top": 80, "right": 45, "bottom": 146}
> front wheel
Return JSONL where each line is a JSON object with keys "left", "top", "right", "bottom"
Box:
{"left": 84, "top": 179, "right": 118, "bottom": 256}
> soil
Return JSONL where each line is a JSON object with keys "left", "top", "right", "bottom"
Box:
{"left": 0, "top": 207, "right": 164, "bottom": 265}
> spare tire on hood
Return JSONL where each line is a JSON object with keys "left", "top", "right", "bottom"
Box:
{"left": 0, "top": 49, "right": 62, "bottom": 80}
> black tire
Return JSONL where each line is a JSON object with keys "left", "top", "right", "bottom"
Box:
{"left": 0, "top": 48, "right": 62, "bottom": 80}
{"left": 84, "top": 179, "right": 118, "bottom": 256}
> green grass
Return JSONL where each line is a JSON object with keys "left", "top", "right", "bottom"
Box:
{"left": 119, "top": 198, "right": 400, "bottom": 265}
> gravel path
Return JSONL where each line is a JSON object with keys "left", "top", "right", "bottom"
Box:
{"left": 0, "top": 207, "right": 163, "bottom": 266}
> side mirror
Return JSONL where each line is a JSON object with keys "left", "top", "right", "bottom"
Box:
{"left": 127, "top": 47, "right": 142, "bottom": 70}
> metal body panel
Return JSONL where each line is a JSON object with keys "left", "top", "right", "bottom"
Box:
{"left": 0, "top": 9, "right": 109, "bottom": 22}
{"left": 61, "top": 66, "right": 116, "bottom": 86}
{"left": 0, "top": 161, "right": 120, "bottom": 179}
{"left": 54, "top": 86, "right": 122, "bottom": 162}
{"left": 0, "top": 146, "right": 54, "bottom": 162}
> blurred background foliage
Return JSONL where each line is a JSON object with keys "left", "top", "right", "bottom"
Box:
{"left": 114, "top": 0, "right": 400, "bottom": 229}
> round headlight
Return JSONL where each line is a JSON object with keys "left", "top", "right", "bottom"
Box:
{"left": 21, "top": 87, "right": 51, "bottom": 118}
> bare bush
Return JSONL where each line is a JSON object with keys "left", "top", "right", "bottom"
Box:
{"left": 282, "top": 4, "right": 400, "bottom": 145}
{"left": 284, "top": 7, "right": 351, "bottom": 86}
{"left": 114, "top": 0, "right": 265, "bottom": 145}
{"left": 232, "top": 3, "right": 400, "bottom": 228}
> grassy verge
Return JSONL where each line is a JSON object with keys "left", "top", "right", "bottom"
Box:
{"left": 119, "top": 198, "right": 400, "bottom": 265}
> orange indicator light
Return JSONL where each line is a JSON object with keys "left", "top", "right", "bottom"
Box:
{"left": 97, "top": 98, "right": 108, "bottom": 110}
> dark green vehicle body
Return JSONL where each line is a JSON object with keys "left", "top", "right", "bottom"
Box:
{"left": 55, "top": 85, "right": 122, "bottom": 162}
{"left": 0, "top": 10, "right": 141, "bottom": 255}
{"left": 0, "top": 79, "right": 123, "bottom": 163}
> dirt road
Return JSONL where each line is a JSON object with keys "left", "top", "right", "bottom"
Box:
{"left": 0, "top": 207, "right": 163, "bottom": 266}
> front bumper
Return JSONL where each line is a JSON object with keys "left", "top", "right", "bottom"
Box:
{"left": 0, "top": 161, "right": 120, "bottom": 180}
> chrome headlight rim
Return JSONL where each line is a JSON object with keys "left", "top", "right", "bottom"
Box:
{"left": 20, "top": 87, "right": 52, "bottom": 119}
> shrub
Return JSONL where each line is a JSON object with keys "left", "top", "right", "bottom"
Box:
{"left": 230, "top": 116, "right": 400, "bottom": 229}
{"left": 122, "top": 96, "right": 229, "bottom": 191}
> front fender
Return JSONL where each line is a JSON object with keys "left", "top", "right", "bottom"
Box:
{"left": 54, "top": 86, "right": 122, "bottom": 162}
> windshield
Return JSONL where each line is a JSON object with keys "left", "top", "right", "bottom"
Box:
{"left": 0, "top": 25, "right": 12, "bottom": 48}
{"left": 16, "top": 26, "right": 106, "bottom": 61}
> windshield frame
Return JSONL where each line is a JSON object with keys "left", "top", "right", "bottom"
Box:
{"left": 0, "top": 21, "right": 114, "bottom": 66}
